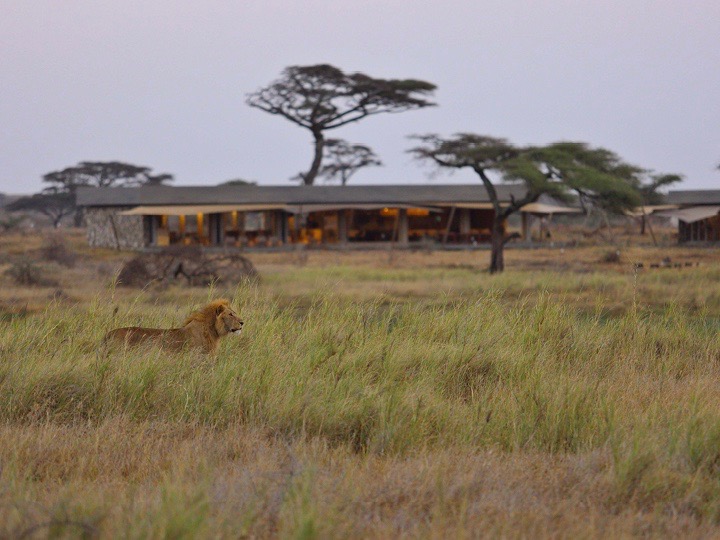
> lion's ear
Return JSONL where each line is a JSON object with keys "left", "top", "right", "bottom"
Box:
{"left": 215, "top": 304, "right": 226, "bottom": 316}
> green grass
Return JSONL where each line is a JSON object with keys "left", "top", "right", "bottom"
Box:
{"left": 3, "top": 288, "right": 720, "bottom": 457}
{"left": 4, "top": 254, "right": 720, "bottom": 536}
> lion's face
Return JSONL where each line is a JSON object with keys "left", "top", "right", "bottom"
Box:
{"left": 215, "top": 305, "right": 244, "bottom": 337}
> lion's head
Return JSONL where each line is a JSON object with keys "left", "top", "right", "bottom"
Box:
{"left": 184, "top": 299, "right": 244, "bottom": 338}
{"left": 215, "top": 302, "right": 244, "bottom": 337}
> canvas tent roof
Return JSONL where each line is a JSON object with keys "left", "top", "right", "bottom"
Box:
{"left": 667, "top": 190, "right": 720, "bottom": 206}
{"left": 625, "top": 205, "right": 679, "bottom": 217}
{"left": 519, "top": 202, "right": 582, "bottom": 215}
{"left": 655, "top": 206, "right": 720, "bottom": 223}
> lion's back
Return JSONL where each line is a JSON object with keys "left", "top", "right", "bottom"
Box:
{"left": 104, "top": 326, "right": 189, "bottom": 351}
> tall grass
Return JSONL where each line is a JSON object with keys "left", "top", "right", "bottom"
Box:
{"left": 3, "top": 274, "right": 720, "bottom": 535}
{"left": 2, "top": 290, "right": 720, "bottom": 453}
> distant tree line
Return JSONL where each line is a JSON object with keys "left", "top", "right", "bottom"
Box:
{"left": 7, "top": 161, "right": 173, "bottom": 227}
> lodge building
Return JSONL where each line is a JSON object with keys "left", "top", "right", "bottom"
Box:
{"left": 663, "top": 190, "right": 720, "bottom": 243}
{"left": 76, "top": 184, "right": 580, "bottom": 250}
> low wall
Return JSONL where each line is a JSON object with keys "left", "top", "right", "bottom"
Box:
{"left": 84, "top": 207, "right": 145, "bottom": 250}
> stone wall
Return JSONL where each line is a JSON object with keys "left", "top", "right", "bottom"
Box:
{"left": 85, "top": 207, "right": 146, "bottom": 250}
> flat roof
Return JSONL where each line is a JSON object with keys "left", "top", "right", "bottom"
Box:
{"left": 77, "top": 184, "right": 530, "bottom": 207}
{"left": 667, "top": 190, "right": 720, "bottom": 206}
{"left": 655, "top": 205, "right": 720, "bottom": 223}
{"left": 119, "top": 203, "right": 442, "bottom": 216}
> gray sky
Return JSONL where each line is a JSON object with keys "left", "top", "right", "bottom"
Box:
{"left": 1, "top": 0, "right": 718, "bottom": 194}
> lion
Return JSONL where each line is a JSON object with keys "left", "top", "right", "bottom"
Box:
{"left": 104, "top": 299, "right": 243, "bottom": 355}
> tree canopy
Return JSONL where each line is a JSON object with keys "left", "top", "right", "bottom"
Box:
{"left": 634, "top": 173, "right": 683, "bottom": 206}
{"left": 247, "top": 64, "right": 436, "bottom": 185}
{"left": 524, "top": 142, "right": 642, "bottom": 214}
{"left": 409, "top": 134, "right": 646, "bottom": 273}
{"left": 6, "top": 190, "right": 75, "bottom": 228}
{"left": 315, "top": 138, "right": 382, "bottom": 185}
{"left": 43, "top": 161, "right": 174, "bottom": 193}
{"left": 10, "top": 161, "right": 174, "bottom": 227}
{"left": 218, "top": 178, "right": 258, "bottom": 186}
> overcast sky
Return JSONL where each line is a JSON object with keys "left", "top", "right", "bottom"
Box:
{"left": 1, "top": 0, "right": 718, "bottom": 194}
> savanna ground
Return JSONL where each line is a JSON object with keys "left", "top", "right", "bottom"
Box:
{"left": 2, "top": 227, "right": 720, "bottom": 538}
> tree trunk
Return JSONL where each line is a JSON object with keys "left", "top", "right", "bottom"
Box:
{"left": 640, "top": 214, "right": 646, "bottom": 235}
{"left": 302, "top": 130, "right": 325, "bottom": 185}
{"left": 489, "top": 216, "right": 505, "bottom": 274}
{"left": 74, "top": 207, "right": 84, "bottom": 227}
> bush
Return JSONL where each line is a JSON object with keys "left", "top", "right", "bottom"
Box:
{"left": 0, "top": 214, "right": 25, "bottom": 232}
{"left": 600, "top": 249, "right": 622, "bottom": 264}
{"left": 116, "top": 246, "right": 259, "bottom": 288}
{"left": 40, "top": 233, "right": 78, "bottom": 268}
{"left": 4, "top": 258, "right": 58, "bottom": 287}
{"left": 116, "top": 256, "right": 156, "bottom": 287}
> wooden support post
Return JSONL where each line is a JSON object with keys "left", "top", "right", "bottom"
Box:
{"left": 208, "top": 213, "right": 223, "bottom": 245}
{"left": 459, "top": 208, "right": 471, "bottom": 238}
{"left": 521, "top": 212, "right": 530, "bottom": 241}
{"left": 337, "top": 210, "right": 348, "bottom": 245}
{"left": 197, "top": 213, "right": 204, "bottom": 242}
{"left": 442, "top": 206, "right": 456, "bottom": 245}
{"left": 143, "top": 215, "right": 158, "bottom": 247}
{"left": 645, "top": 212, "right": 658, "bottom": 246}
{"left": 279, "top": 211, "right": 289, "bottom": 244}
{"left": 179, "top": 214, "right": 186, "bottom": 241}
{"left": 398, "top": 208, "right": 409, "bottom": 245}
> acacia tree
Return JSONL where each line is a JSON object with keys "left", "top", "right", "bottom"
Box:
{"left": 531, "top": 143, "right": 680, "bottom": 238}
{"left": 316, "top": 138, "right": 382, "bottom": 185}
{"left": 634, "top": 173, "right": 682, "bottom": 235}
{"left": 529, "top": 143, "right": 643, "bottom": 214}
{"left": 247, "top": 64, "right": 435, "bottom": 185}
{"left": 6, "top": 190, "right": 75, "bottom": 228}
{"left": 409, "top": 134, "right": 642, "bottom": 273}
{"left": 218, "top": 178, "right": 257, "bottom": 186}
{"left": 43, "top": 161, "right": 173, "bottom": 192}
{"left": 42, "top": 162, "right": 174, "bottom": 225}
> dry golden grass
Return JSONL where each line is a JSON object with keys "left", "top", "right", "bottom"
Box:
{"left": 3, "top": 421, "right": 716, "bottom": 538}
{"left": 2, "top": 228, "right": 720, "bottom": 537}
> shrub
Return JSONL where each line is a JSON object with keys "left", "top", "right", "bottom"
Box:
{"left": 40, "top": 233, "right": 78, "bottom": 268}
{"left": 0, "top": 214, "right": 25, "bottom": 232}
{"left": 116, "top": 256, "right": 156, "bottom": 287}
{"left": 600, "top": 249, "right": 622, "bottom": 263}
{"left": 116, "top": 247, "right": 259, "bottom": 288}
{"left": 4, "top": 258, "right": 57, "bottom": 287}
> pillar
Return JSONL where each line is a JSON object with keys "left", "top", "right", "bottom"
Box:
{"left": 209, "top": 213, "right": 223, "bottom": 245}
{"left": 277, "top": 211, "right": 289, "bottom": 244}
{"left": 398, "top": 208, "right": 409, "bottom": 245}
{"left": 459, "top": 208, "right": 471, "bottom": 237}
{"left": 521, "top": 212, "right": 531, "bottom": 241}
{"left": 337, "top": 210, "right": 348, "bottom": 244}
{"left": 143, "top": 215, "right": 158, "bottom": 247}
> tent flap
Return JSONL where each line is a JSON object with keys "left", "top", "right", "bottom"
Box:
{"left": 625, "top": 204, "right": 679, "bottom": 217}
{"left": 520, "top": 202, "right": 582, "bottom": 215}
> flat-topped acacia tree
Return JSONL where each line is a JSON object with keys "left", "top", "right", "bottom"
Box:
{"left": 6, "top": 189, "right": 74, "bottom": 228}
{"left": 41, "top": 161, "right": 174, "bottom": 225}
{"left": 43, "top": 162, "right": 174, "bottom": 192}
{"left": 247, "top": 64, "right": 436, "bottom": 185}
{"left": 317, "top": 138, "right": 383, "bottom": 185}
{"left": 409, "top": 134, "right": 642, "bottom": 273}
